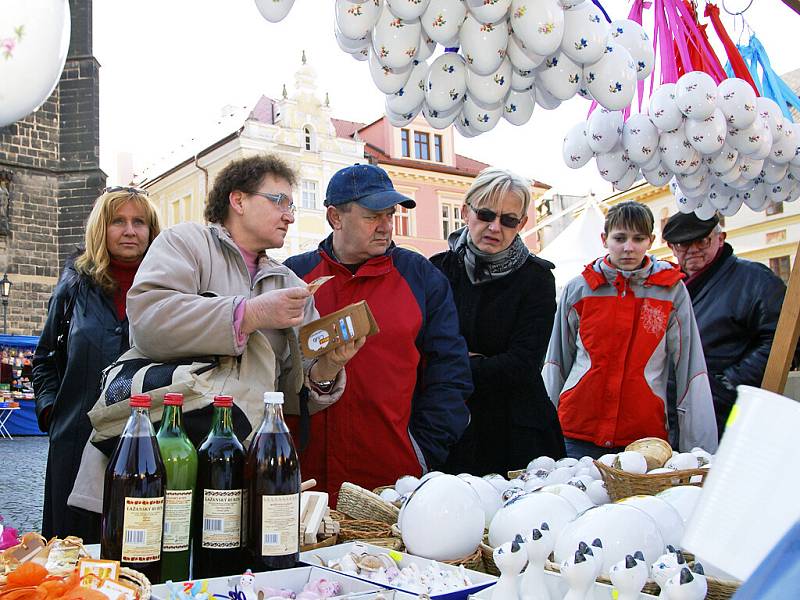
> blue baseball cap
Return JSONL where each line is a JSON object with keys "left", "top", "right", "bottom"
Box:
{"left": 324, "top": 164, "right": 416, "bottom": 210}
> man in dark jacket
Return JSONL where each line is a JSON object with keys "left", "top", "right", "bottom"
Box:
{"left": 662, "top": 212, "right": 786, "bottom": 438}
{"left": 284, "top": 164, "right": 472, "bottom": 499}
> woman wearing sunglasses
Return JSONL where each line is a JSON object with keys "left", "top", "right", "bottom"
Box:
{"left": 430, "top": 167, "right": 566, "bottom": 476}
{"left": 33, "top": 186, "right": 161, "bottom": 541}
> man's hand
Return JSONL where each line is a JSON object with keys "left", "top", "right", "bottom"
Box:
{"left": 311, "top": 336, "right": 367, "bottom": 382}
{"left": 241, "top": 287, "right": 311, "bottom": 333}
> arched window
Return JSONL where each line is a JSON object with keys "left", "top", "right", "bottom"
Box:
{"left": 303, "top": 126, "right": 314, "bottom": 151}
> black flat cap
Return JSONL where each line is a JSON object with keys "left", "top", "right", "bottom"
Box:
{"left": 662, "top": 212, "right": 719, "bottom": 244}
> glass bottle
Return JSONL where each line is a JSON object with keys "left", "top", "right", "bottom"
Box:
{"left": 101, "top": 393, "right": 166, "bottom": 584}
{"left": 193, "top": 395, "right": 246, "bottom": 578}
{"left": 244, "top": 391, "right": 301, "bottom": 571}
{"left": 156, "top": 393, "right": 197, "bottom": 582}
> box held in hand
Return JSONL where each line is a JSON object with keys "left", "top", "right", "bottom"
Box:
{"left": 299, "top": 300, "right": 379, "bottom": 359}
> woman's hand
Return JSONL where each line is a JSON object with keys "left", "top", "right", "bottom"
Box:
{"left": 242, "top": 286, "right": 311, "bottom": 333}
{"left": 311, "top": 336, "right": 367, "bottom": 381}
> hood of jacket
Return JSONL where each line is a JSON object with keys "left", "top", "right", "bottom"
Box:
{"left": 582, "top": 255, "right": 684, "bottom": 290}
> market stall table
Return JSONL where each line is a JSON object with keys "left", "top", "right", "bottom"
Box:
{"left": 0, "top": 405, "right": 20, "bottom": 439}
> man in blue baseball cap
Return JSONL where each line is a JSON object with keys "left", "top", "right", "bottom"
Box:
{"left": 284, "top": 163, "right": 472, "bottom": 500}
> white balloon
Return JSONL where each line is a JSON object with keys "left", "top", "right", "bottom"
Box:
{"left": 510, "top": 0, "right": 565, "bottom": 56}
{"left": 466, "top": 57, "right": 513, "bottom": 105}
{"left": 254, "top": 0, "right": 295, "bottom": 22}
{"left": 622, "top": 114, "right": 660, "bottom": 165}
{"left": 716, "top": 77, "right": 758, "bottom": 129}
{"left": 560, "top": 1, "right": 609, "bottom": 65}
{"left": 388, "top": 0, "right": 432, "bottom": 21}
{"left": 336, "top": 0, "right": 381, "bottom": 40}
{"left": 459, "top": 12, "right": 509, "bottom": 76}
{"left": 587, "top": 109, "right": 623, "bottom": 153}
{"left": 563, "top": 121, "right": 594, "bottom": 169}
{"left": 609, "top": 19, "right": 654, "bottom": 81}
{"left": 503, "top": 88, "right": 535, "bottom": 126}
{"left": 369, "top": 46, "right": 414, "bottom": 94}
{"left": 685, "top": 108, "right": 727, "bottom": 155}
{"left": 585, "top": 43, "right": 637, "bottom": 111}
{"left": 425, "top": 52, "right": 467, "bottom": 112}
{"left": 536, "top": 51, "right": 581, "bottom": 101}
{"left": 421, "top": 0, "right": 467, "bottom": 45}
{"left": 0, "top": 0, "right": 71, "bottom": 128}
{"left": 649, "top": 83, "right": 684, "bottom": 132}
{"left": 675, "top": 71, "right": 718, "bottom": 120}
{"left": 372, "top": 3, "right": 422, "bottom": 69}
{"left": 465, "top": 0, "right": 511, "bottom": 24}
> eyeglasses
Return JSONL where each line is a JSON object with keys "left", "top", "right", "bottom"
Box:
{"left": 671, "top": 234, "right": 714, "bottom": 252}
{"left": 469, "top": 204, "right": 522, "bottom": 229}
{"left": 103, "top": 186, "right": 148, "bottom": 196}
{"left": 246, "top": 191, "right": 296, "bottom": 214}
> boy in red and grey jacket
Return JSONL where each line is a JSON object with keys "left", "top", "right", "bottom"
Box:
{"left": 543, "top": 201, "right": 718, "bottom": 458}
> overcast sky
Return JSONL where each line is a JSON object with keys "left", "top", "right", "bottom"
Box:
{"left": 93, "top": 1, "right": 798, "bottom": 198}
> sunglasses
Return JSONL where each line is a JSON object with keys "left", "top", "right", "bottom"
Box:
{"left": 103, "top": 186, "right": 148, "bottom": 196}
{"left": 469, "top": 204, "right": 522, "bottom": 229}
{"left": 246, "top": 190, "right": 296, "bottom": 214}
{"left": 671, "top": 234, "right": 714, "bottom": 252}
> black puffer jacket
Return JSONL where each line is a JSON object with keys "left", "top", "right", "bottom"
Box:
{"left": 32, "top": 264, "right": 131, "bottom": 541}
{"left": 430, "top": 249, "right": 566, "bottom": 475}
{"left": 686, "top": 243, "right": 786, "bottom": 436}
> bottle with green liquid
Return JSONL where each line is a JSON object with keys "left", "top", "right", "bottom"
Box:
{"left": 156, "top": 392, "right": 197, "bottom": 582}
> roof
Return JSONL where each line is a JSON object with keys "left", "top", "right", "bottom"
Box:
{"left": 249, "top": 96, "right": 279, "bottom": 125}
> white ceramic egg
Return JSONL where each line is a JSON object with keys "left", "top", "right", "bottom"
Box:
{"left": 421, "top": 0, "right": 467, "bottom": 45}
{"left": 488, "top": 491, "right": 578, "bottom": 547}
{"left": 388, "top": 0, "right": 432, "bottom": 21}
{"left": 719, "top": 192, "right": 744, "bottom": 216}
{"left": 618, "top": 495, "right": 685, "bottom": 549}
{"left": 560, "top": 0, "right": 609, "bottom": 65}
{"left": 555, "top": 457, "right": 579, "bottom": 471}
{"left": 425, "top": 52, "right": 467, "bottom": 112}
{"left": 386, "top": 60, "right": 428, "bottom": 115}
{"left": 771, "top": 120, "right": 800, "bottom": 164}
{"left": 584, "top": 42, "right": 637, "bottom": 111}
{"left": 756, "top": 96, "right": 783, "bottom": 140}
{"left": 335, "top": 26, "right": 371, "bottom": 54}
{"left": 554, "top": 504, "right": 665, "bottom": 575}
{"left": 596, "top": 146, "right": 629, "bottom": 183}
{"left": 400, "top": 474, "right": 486, "bottom": 560}
{"left": 649, "top": 83, "right": 684, "bottom": 132}
{"left": 563, "top": 121, "right": 594, "bottom": 169}
{"left": 613, "top": 164, "right": 640, "bottom": 191}
{"left": 380, "top": 487, "right": 402, "bottom": 503}
{"left": 484, "top": 473, "right": 513, "bottom": 493}
{"left": 369, "top": 46, "right": 414, "bottom": 94}
{"left": 422, "top": 101, "right": 461, "bottom": 129}
{"left": 510, "top": 0, "right": 565, "bottom": 57}
{"left": 465, "top": 0, "right": 511, "bottom": 24}
{"left": 729, "top": 119, "right": 768, "bottom": 157}
{"left": 639, "top": 147, "right": 662, "bottom": 171}
{"left": 690, "top": 448, "right": 712, "bottom": 465}
{"left": 523, "top": 476, "right": 547, "bottom": 492}
{"left": 656, "top": 486, "right": 702, "bottom": 527}
{"left": 336, "top": 0, "right": 381, "bottom": 40}
{"left": 585, "top": 479, "right": 610, "bottom": 505}
{"left": 466, "top": 56, "right": 513, "bottom": 105}
{"left": 540, "top": 483, "right": 594, "bottom": 512}
{"left": 675, "top": 71, "right": 718, "bottom": 121}
{"left": 254, "top": 0, "right": 295, "bottom": 23}
{"left": 511, "top": 67, "right": 536, "bottom": 92}
{"left": 507, "top": 33, "right": 545, "bottom": 71}
{"left": 528, "top": 456, "right": 557, "bottom": 472}
{"left": 459, "top": 474, "right": 504, "bottom": 528}
{"left": 597, "top": 453, "right": 617, "bottom": 467}
{"left": 461, "top": 93, "right": 503, "bottom": 133}
{"left": 535, "top": 84, "right": 562, "bottom": 110}
{"left": 716, "top": 77, "right": 758, "bottom": 129}
{"left": 707, "top": 143, "right": 739, "bottom": 174}
{"left": 685, "top": 108, "right": 727, "bottom": 155}
{"left": 738, "top": 156, "right": 765, "bottom": 180}
{"left": 675, "top": 189, "right": 699, "bottom": 214}
{"left": 544, "top": 466, "right": 575, "bottom": 485}
{"left": 372, "top": 3, "right": 422, "bottom": 69}
{"left": 622, "top": 113, "right": 660, "bottom": 165}
{"left": 395, "top": 475, "right": 421, "bottom": 496}
{"left": 587, "top": 108, "right": 623, "bottom": 153}
{"left": 503, "top": 88, "right": 535, "bottom": 125}
{"left": 741, "top": 183, "right": 769, "bottom": 211}
{"left": 613, "top": 451, "right": 648, "bottom": 474}
{"left": 609, "top": 19, "right": 653, "bottom": 81}
{"left": 536, "top": 50, "right": 581, "bottom": 101}
{"left": 707, "top": 181, "right": 735, "bottom": 209}
{"left": 643, "top": 164, "right": 672, "bottom": 187}
{"left": 459, "top": 12, "right": 509, "bottom": 76}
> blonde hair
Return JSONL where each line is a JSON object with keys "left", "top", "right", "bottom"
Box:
{"left": 74, "top": 189, "right": 161, "bottom": 293}
{"left": 464, "top": 167, "right": 532, "bottom": 215}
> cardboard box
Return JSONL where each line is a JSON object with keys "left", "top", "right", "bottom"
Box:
{"left": 299, "top": 300, "right": 380, "bottom": 359}
{"left": 300, "top": 542, "right": 496, "bottom": 600}
{"left": 150, "top": 565, "right": 415, "bottom": 599}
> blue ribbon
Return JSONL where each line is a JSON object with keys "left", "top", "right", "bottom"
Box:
{"left": 591, "top": 0, "right": 612, "bottom": 23}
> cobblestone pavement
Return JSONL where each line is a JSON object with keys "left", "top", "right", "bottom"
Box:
{"left": 0, "top": 436, "right": 48, "bottom": 534}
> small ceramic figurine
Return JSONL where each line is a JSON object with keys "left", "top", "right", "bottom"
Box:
{"left": 520, "top": 524, "right": 554, "bottom": 600}
{"left": 562, "top": 548, "right": 597, "bottom": 600}
{"left": 589, "top": 539, "right": 604, "bottom": 574}
{"left": 663, "top": 565, "right": 708, "bottom": 600}
{"left": 609, "top": 555, "right": 650, "bottom": 600}
{"left": 238, "top": 569, "right": 258, "bottom": 600}
{"left": 491, "top": 538, "right": 528, "bottom": 600}
{"left": 652, "top": 549, "right": 687, "bottom": 599}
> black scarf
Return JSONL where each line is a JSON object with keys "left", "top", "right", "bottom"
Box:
{"left": 448, "top": 226, "right": 530, "bottom": 285}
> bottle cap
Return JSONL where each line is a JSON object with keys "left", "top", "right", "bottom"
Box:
{"left": 263, "top": 392, "right": 284, "bottom": 405}
{"left": 163, "top": 393, "right": 184, "bottom": 406}
{"left": 130, "top": 394, "right": 151, "bottom": 408}
{"left": 214, "top": 395, "right": 234, "bottom": 407}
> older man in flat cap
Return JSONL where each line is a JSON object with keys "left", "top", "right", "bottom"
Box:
{"left": 662, "top": 212, "right": 786, "bottom": 437}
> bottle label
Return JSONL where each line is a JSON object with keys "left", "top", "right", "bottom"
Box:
{"left": 163, "top": 489, "right": 193, "bottom": 552}
{"left": 260, "top": 494, "right": 299, "bottom": 556}
{"left": 201, "top": 489, "right": 242, "bottom": 549}
{"left": 241, "top": 488, "right": 249, "bottom": 547}
{"left": 121, "top": 497, "right": 164, "bottom": 563}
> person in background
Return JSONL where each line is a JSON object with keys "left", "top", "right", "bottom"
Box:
{"left": 33, "top": 186, "right": 161, "bottom": 540}
{"left": 430, "top": 167, "right": 565, "bottom": 475}
{"left": 662, "top": 212, "right": 786, "bottom": 438}
{"left": 285, "top": 163, "right": 472, "bottom": 499}
{"left": 543, "top": 201, "right": 718, "bottom": 459}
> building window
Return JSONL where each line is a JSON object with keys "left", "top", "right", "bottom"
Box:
{"left": 770, "top": 255, "right": 791, "bottom": 284}
{"left": 441, "top": 201, "right": 464, "bottom": 239}
{"left": 394, "top": 205, "right": 412, "bottom": 236}
{"left": 434, "top": 134, "right": 443, "bottom": 162}
{"left": 301, "top": 179, "right": 318, "bottom": 210}
{"left": 414, "top": 131, "right": 430, "bottom": 160}
{"left": 303, "top": 126, "right": 313, "bottom": 151}
{"left": 401, "top": 129, "right": 410, "bottom": 157}
{"left": 766, "top": 201, "right": 784, "bottom": 216}
{"left": 766, "top": 229, "right": 787, "bottom": 244}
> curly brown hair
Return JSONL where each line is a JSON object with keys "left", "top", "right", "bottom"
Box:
{"left": 205, "top": 154, "right": 298, "bottom": 223}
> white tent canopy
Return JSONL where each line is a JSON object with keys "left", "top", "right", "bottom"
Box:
{"left": 537, "top": 199, "right": 607, "bottom": 297}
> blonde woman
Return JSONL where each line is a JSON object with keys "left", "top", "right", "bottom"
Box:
{"left": 33, "top": 186, "right": 160, "bottom": 540}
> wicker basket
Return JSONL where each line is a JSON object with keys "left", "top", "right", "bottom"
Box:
{"left": 479, "top": 542, "right": 500, "bottom": 576}
{"left": 594, "top": 459, "right": 708, "bottom": 502}
{"left": 359, "top": 537, "right": 404, "bottom": 550}
{"left": 336, "top": 482, "right": 400, "bottom": 524}
{"left": 339, "top": 520, "right": 394, "bottom": 542}
{"left": 301, "top": 533, "right": 339, "bottom": 552}
{"left": 440, "top": 546, "right": 483, "bottom": 572}
{"left": 120, "top": 566, "right": 151, "bottom": 600}
{"left": 329, "top": 509, "right": 351, "bottom": 523}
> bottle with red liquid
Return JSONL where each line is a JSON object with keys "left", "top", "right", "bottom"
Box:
{"left": 244, "top": 391, "right": 301, "bottom": 571}
{"left": 193, "top": 395, "right": 246, "bottom": 578}
{"left": 101, "top": 393, "right": 166, "bottom": 584}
